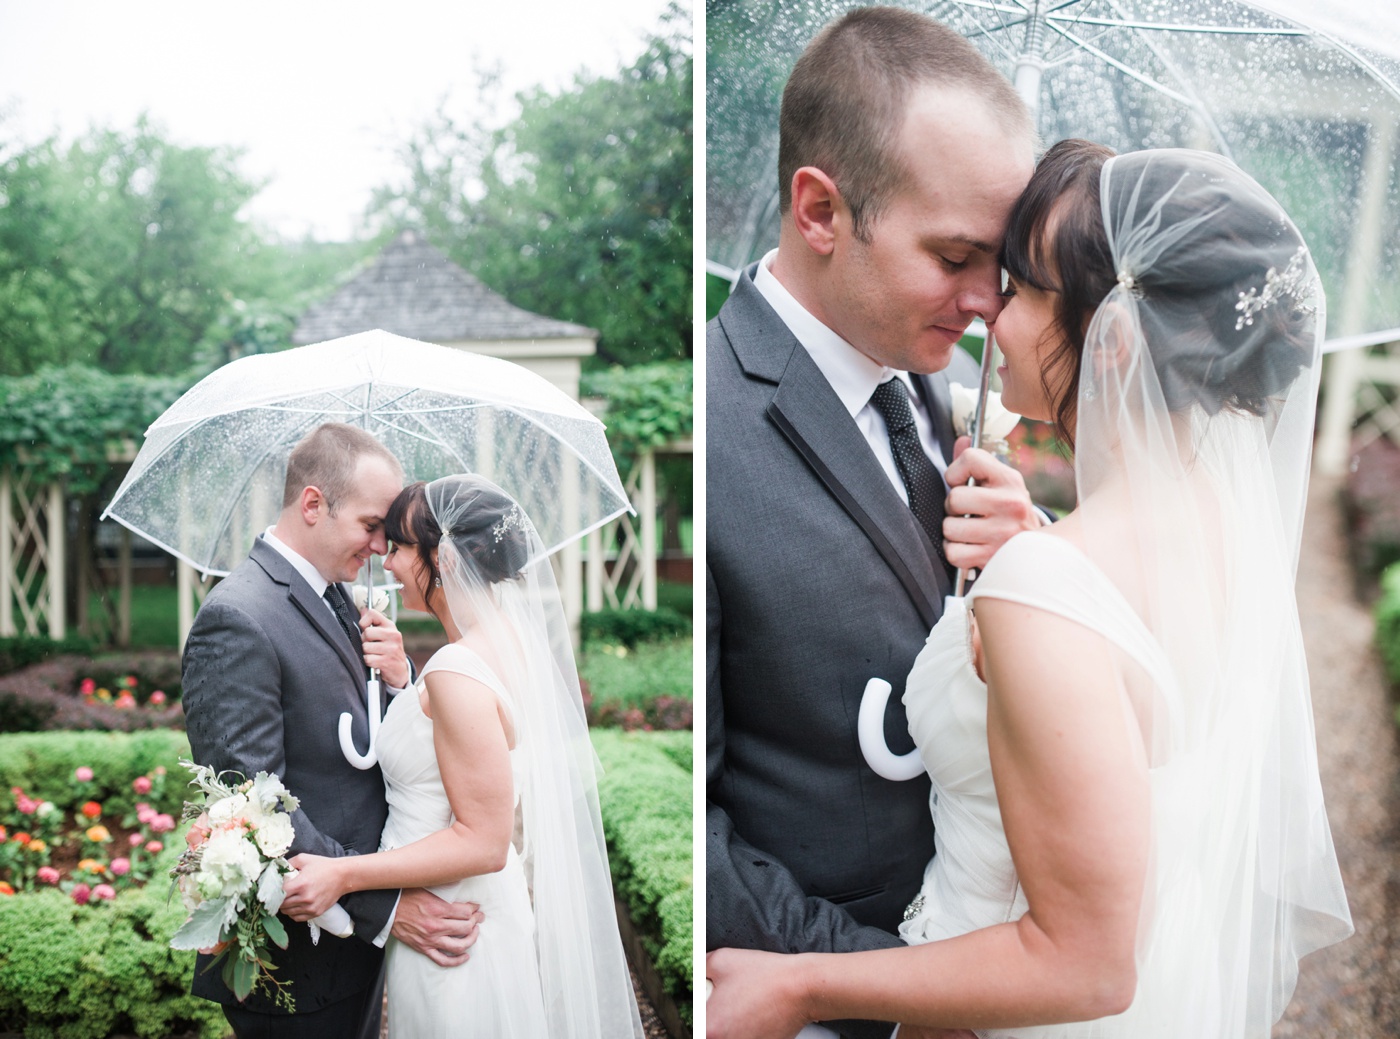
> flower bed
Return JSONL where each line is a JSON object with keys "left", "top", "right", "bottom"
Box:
{"left": 593, "top": 728, "right": 693, "bottom": 1030}
{"left": 0, "top": 651, "right": 184, "bottom": 733}
{"left": 0, "top": 730, "right": 224, "bottom": 1038}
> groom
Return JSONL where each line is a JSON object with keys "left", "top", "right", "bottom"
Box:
{"left": 183, "top": 422, "right": 481, "bottom": 1039}
{"left": 707, "top": 8, "right": 1038, "bottom": 1038}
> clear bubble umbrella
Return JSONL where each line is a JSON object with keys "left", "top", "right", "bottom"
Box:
{"left": 102, "top": 329, "right": 631, "bottom": 577}
{"left": 101, "top": 329, "right": 632, "bottom": 769}
{"left": 708, "top": 0, "right": 1400, "bottom": 349}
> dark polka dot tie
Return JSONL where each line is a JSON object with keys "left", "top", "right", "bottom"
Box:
{"left": 869, "top": 377, "right": 946, "bottom": 562}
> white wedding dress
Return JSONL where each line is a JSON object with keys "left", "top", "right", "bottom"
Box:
{"left": 376, "top": 642, "right": 549, "bottom": 1039}
{"left": 898, "top": 530, "right": 1202, "bottom": 1038}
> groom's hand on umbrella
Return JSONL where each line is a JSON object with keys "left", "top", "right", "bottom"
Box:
{"left": 359, "top": 608, "right": 409, "bottom": 688}
{"left": 392, "top": 887, "right": 483, "bottom": 967}
{"left": 942, "top": 437, "right": 1040, "bottom": 571}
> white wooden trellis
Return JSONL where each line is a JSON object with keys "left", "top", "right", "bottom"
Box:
{"left": 585, "top": 439, "right": 693, "bottom": 613}
{"left": 0, "top": 468, "right": 66, "bottom": 639}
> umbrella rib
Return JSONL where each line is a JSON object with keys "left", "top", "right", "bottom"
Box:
{"left": 1045, "top": 20, "right": 1197, "bottom": 108}
{"left": 1045, "top": 13, "right": 1308, "bottom": 36}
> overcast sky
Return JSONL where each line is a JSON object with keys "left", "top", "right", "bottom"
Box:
{"left": 0, "top": 0, "right": 680, "bottom": 240}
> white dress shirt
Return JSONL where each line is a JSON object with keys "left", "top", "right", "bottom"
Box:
{"left": 753, "top": 249, "right": 949, "bottom": 505}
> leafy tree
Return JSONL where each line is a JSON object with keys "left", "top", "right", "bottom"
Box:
{"left": 0, "top": 118, "right": 345, "bottom": 377}
{"left": 370, "top": 3, "right": 692, "bottom": 367}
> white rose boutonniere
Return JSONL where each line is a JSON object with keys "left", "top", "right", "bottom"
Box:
{"left": 949, "top": 383, "right": 1021, "bottom": 457}
{"left": 351, "top": 586, "right": 391, "bottom": 614}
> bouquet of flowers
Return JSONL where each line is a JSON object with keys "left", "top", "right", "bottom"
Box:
{"left": 169, "top": 760, "right": 351, "bottom": 1008}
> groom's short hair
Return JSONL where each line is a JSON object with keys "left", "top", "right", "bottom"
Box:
{"left": 779, "top": 6, "right": 1031, "bottom": 240}
{"left": 282, "top": 423, "right": 402, "bottom": 512}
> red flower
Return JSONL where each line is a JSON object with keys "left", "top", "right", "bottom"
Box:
{"left": 0, "top": 882, "right": 13, "bottom": 896}
{"left": 12, "top": 832, "right": 30, "bottom": 845}
{"left": 149, "top": 690, "right": 167, "bottom": 706}
{"left": 79, "top": 678, "right": 96, "bottom": 695}
{"left": 80, "top": 801, "right": 102, "bottom": 819}
{"left": 71, "top": 883, "right": 91, "bottom": 905}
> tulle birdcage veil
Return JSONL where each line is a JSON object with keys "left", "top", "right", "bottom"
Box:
{"left": 1070, "top": 149, "right": 1351, "bottom": 1034}
{"left": 425, "top": 474, "right": 643, "bottom": 1039}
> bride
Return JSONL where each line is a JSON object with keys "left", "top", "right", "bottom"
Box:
{"left": 282, "top": 474, "right": 644, "bottom": 1039}
{"left": 705, "top": 143, "right": 1353, "bottom": 1038}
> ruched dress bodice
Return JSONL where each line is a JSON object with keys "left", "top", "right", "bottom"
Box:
{"left": 898, "top": 532, "right": 1175, "bottom": 1039}
{"left": 376, "top": 642, "right": 546, "bottom": 1038}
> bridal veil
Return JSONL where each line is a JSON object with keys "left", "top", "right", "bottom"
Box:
{"left": 1072, "top": 149, "right": 1352, "bottom": 1033}
{"left": 426, "top": 475, "right": 644, "bottom": 1039}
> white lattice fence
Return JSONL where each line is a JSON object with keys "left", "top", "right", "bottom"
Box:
{"left": 587, "top": 449, "right": 658, "bottom": 612}
{"left": 0, "top": 468, "right": 66, "bottom": 638}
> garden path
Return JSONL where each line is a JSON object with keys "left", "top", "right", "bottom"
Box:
{"left": 1275, "top": 474, "right": 1400, "bottom": 1037}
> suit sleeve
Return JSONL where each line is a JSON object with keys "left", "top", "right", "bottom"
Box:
{"left": 182, "top": 600, "right": 397, "bottom": 942}
{"left": 705, "top": 564, "right": 901, "bottom": 1039}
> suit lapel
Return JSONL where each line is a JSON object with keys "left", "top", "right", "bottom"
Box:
{"left": 767, "top": 343, "right": 947, "bottom": 630}
{"left": 250, "top": 540, "right": 367, "bottom": 691}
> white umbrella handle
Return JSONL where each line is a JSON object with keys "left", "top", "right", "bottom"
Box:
{"left": 339, "top": 674, "right": 381, "bottom": 769}
{"left": 857, "top": 677, "right": 925, "bottom": 781}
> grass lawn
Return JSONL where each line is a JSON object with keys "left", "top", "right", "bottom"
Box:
{"left": 89, "top": 586, "right": 180, "bottom": 649}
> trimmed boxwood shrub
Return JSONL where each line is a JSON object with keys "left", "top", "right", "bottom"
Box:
{"left": 0, "top": 846, "right": 226, "bottom": 1038}
{"left": 581, "top": 607, "right": 692, "bottom": 649}
{"left": 0, "top": 635, "right": 97, "bottom": 676}
{"left": 1377, "top": 561, "right": 1400, "bottom": 691}
{"left": 0, "top": 730, "right": 188, "bottom": 818}
{"left": 581, "top": 638, "right": 692, "bottom": 731}
{"left": 593, "top": 728, "right": 693, "bottom": 1025}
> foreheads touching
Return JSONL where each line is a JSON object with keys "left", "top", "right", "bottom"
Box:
{"left": 779, "top": 5, "right": 1033, "bottom": 241}
{"left": 1000, "top": 138, "right": 1116, "bottom": 442}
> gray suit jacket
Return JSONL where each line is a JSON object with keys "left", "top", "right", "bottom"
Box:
{"left": 182, "top": 536, "right": 398, "bottom": 1015}
{"left": 707, "top": 266, "right": 979, "bottom": 1038}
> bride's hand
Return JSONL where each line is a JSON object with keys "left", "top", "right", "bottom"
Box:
{"left": 280, "top": 853, "right": 346, "bottom": 921}
{"left": 705, "top": 948, "right": 810, "bottom": 1039}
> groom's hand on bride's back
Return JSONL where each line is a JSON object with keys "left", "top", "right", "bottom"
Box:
{"left": 941, "top": 438, "right": 1041, "bottom": 572}
{"left": 391, "top": 887, "right": 484, "bottom": 967}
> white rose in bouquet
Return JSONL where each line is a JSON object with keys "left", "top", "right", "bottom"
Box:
{"left": 201, "top": 828, "right": 264, "bottom": 896}
{"left": 254, "top": 812, "right": 294, "bottom": 859}
{"left": 207, "top": 792, "right": 248, "bottom": 825}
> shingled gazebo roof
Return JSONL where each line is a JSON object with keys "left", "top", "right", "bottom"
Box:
{"left": 292, "top": 230, "right": 597, "bottom": 346}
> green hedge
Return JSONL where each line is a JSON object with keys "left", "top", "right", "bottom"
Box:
{"left": 0, "top": 730, "right": 188, "bottom": 818}
{"left": 0, "top": 854, "right": 226, "bottom": 1038}
{"left": 593, "top": 728, "right": 693, "bottom": 1024}
{"left": 1377, "top": 561, "right": 1400, "bottom": 692}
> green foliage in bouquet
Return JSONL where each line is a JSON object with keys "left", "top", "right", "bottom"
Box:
{"left": 0, "top": 844, "right": 227, "bottom": 1039}
{"left": 1376, "top": 561, "right": 1400, "bottom": 693}
{"left": 592, "top": 728, "right": 693, "bottom": 1024}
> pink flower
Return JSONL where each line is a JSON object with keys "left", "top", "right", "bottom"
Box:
{"left": 132, "top": 776, "right": 152, "bottom": 795}
{"left": 136, "top": 806, "right": 155, "bottom": 825}
{"left": 110, "top": 858, "right": 130, "bottom": 876}
{"left": 149, "top": 690, "right": 167, "bottom": 706}
{"left": 36, "top": 866, "right": 59, "bottom": 885}
{"left": 114, "top": 691, "right": 136, "bottom": 709}
{"left": 79, "top": 678, "right": 95, "bottom": 695}
{"left": 128, "top": 833, "right": 144, "bottom": 847}
{"left": 91, "top": 884, "right": 116, "bottom": 902}
{"left": 74, "top": 766, "right": 94, "bottom": 782}
{"left": 15, "top": 796, "right": 38, "bottom": 815}
{"left": 150, "top": 814, "right": 176, "bottom": 834}
{"left": 71, "top": 883, "right": 91, "bottom": 905}
{"left": 145, "top": 840, "right": 163, "bottom": 854}
{"left": 154, "top": 766, "right": 166, "bottom": 776}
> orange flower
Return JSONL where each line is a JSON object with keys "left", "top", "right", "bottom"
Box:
{"left": 11, "top": 832, "right": 30, "bottom": 845}
{"left": 77, "top": 858, "right": 106, "bottom": 874}
{"left": 80, "top": 801, "right": 102, "bottom": 819}
{"left": 0, "top": 882, "right": 13, "bottom": 896}
{"left": 85, "top": 825, "right": 111, "bottom": 843}
{"left": 26, "top": 839, "right": 46, "bottom": 853}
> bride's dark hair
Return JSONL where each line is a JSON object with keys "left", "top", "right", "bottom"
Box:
{"left": 1004, "top": 138, "right": 1316, "bottom": 443}
{"left": 1000, "top": 138, "right": 1116, "bottom": 443}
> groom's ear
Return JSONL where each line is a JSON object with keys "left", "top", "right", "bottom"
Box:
{"left": 299, "top": 485, "right": 326, "bottom": 526}
{"left": 790, "top": 166, "right": 844, "bottom": 256}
